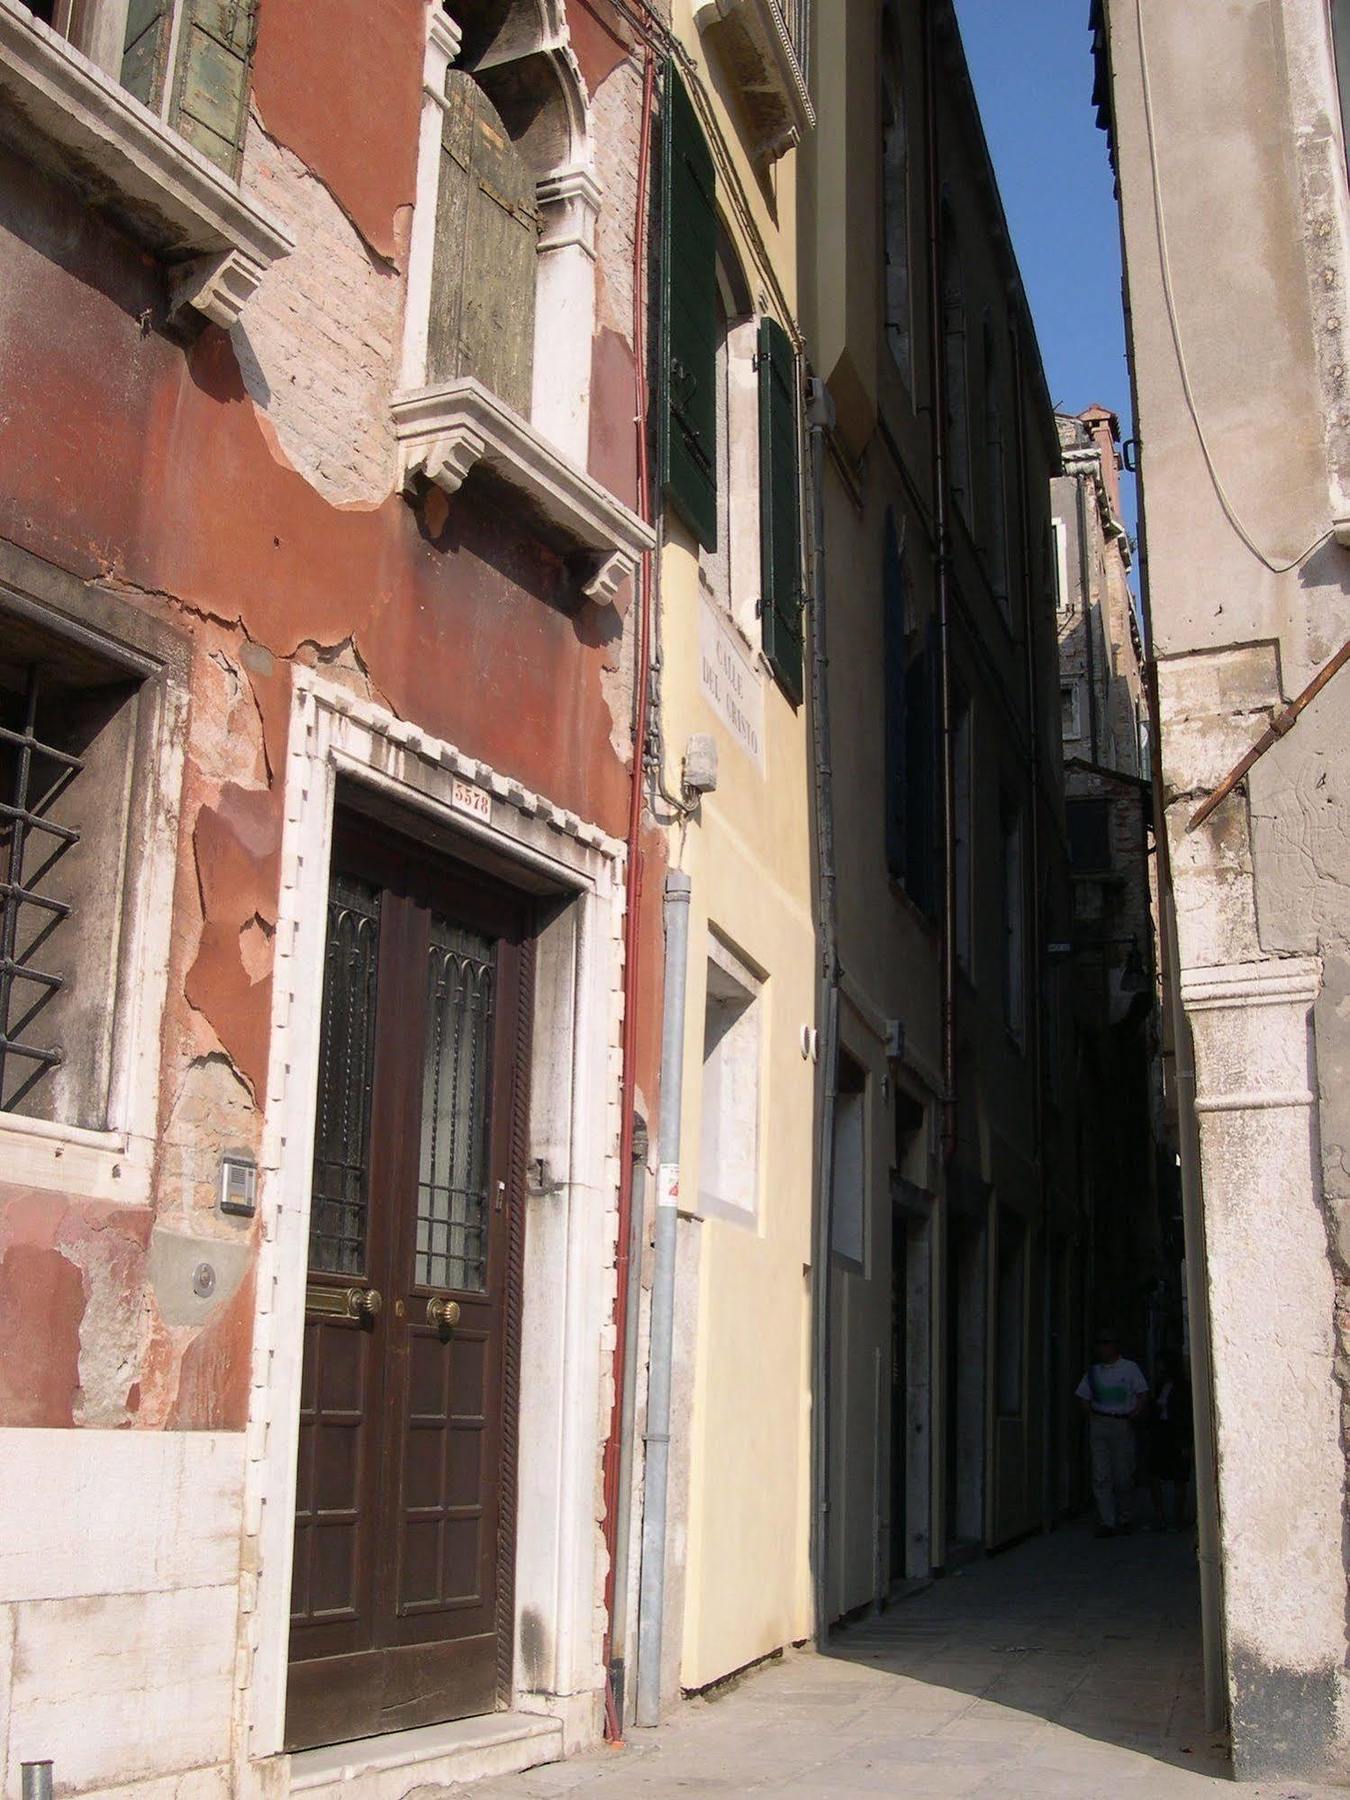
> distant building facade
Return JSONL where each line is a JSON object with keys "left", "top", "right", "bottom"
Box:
{"left": 1095, "top": 0, "right": 1350, "bottom": 1779}
{"left": 800, "top": 0, "right": 1081, "bottom": 1619}
{"left": 1052, "top": 406, "right": 1171, "bottom": 1365}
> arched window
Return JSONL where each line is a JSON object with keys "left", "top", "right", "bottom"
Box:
{"left": 400, "top": 1, "right": 599, "bottom": 457}
{"left": 392, "top": 3, "right": 654, "bottom": 603}
{"left": 427, "top": 71, "right": 540, "bottom": 414}
{"left": 881, "top": 6, "right": 912, "bottom": 387}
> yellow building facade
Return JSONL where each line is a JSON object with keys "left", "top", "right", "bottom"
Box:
{"left": 644, "top": 0, "right": 818, "bottom": 1704}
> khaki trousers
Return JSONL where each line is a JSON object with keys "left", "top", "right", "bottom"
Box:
{"left": 1089, "top": 1413, "right": 1136, "bottom": 1527}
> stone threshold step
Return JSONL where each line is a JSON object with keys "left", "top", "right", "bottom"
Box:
{"left": 290, "top": 1710, "right": 564, "bottom": 1796}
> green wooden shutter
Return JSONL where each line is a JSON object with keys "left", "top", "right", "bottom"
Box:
{"left": 427, "top": 72, "right": 538, "bottom": 414}
{"left": 758, "top": 314, "right": 804, "bottom": 704}
{"left": 658, "top": 62, "right": 717, "bottom": 549}
{"left": 121, "top": 0, "right": 173, "bottom": 108}
{"left": 168, "top": 0, "right": 258, "bottom": 176}
{"left": 883, "top": 510, "right": 908, "bottom": 882}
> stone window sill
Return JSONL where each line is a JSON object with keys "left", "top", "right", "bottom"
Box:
{"left": 694, "top": 0, "right": 814, "bottom": 163}
{"left": 0, "top": 0, "right": 293, "bottom": 328}
{"left": 392, "top": 378, "right": 656, "bottom": 607}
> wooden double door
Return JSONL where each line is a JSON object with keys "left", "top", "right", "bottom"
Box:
{"left": 286, "top": 813, "right": 533, "bottom": 1751}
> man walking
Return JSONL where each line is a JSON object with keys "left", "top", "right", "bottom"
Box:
{"left": 1075, "top": 1329, "right": 1149, "bottom": 1537}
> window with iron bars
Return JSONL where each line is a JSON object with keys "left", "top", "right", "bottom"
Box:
{"left": 0, "top": 634, "right": 142, "bottom": 1127}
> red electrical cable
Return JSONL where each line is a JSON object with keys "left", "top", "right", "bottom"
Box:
{"left": 600, "top": 37, "right": 657, "bottom": 1747}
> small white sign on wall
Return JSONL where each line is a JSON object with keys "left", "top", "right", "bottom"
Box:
{"left": 699, "top": 600, "right": 764, "bottom": 769}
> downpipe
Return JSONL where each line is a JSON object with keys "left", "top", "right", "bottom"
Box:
{"left": 635, "top": 870, "right": 693, "bottom": 1727}
{"left": 608, "top": 1117, "right": 649, "bottom": 1726}
{"left": 601, "top": 39, "right": 657, "bottom": 1743}
{"left": 922, "top": 0, "right": 958, "bottom": 1171}
{"left": 806, "top": 376, "right": 840, "bottom": 1646}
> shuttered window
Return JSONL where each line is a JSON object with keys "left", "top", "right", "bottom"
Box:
{"left": 658, "top": 62, "right": 718, "bottom": 550}
{"left": 426, "top": 71, "right": 539, "bottom": 414}
{"left": 757, "top": 314, "right": 803, "bottom": 703}
{"left": 120, "top": 0, "right": 172, "bottom": 107}
{"left": 119, "top": 0, "right": 257, "bottom": 177}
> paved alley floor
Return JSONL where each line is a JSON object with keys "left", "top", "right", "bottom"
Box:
{"left": 468, "top": 1518, "right": 1343, "bottom": 1798}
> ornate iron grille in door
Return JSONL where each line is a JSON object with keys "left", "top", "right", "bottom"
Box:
{"left": 309, "top": 873, "right": 382, "bottom": 1276}
{"left": 417, "top": 920, "right": 495, "bottom": 1294}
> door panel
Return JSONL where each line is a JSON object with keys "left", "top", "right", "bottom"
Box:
{"left": 286, "top": 816, "right": 532, "bottom": 1752}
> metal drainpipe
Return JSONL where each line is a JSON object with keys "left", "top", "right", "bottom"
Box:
{"left": 21, "top": 1766, "right": 52, "bottom": 1800}
{"left": 1009, "top": 319, "right": 1050, "bottom": 1535}
{"left": 635, "top": 870, "right": 693, "bottom": 1727}
{"left": 806, "top": 377, "right": 840, "bottom": 1647}
{"left": 608, "top": 1117, "right": 649, "bottom": 1726}
{"left": 1075, "top": 471, "right": 1100, "bottom": 765}
{"left": 923, "top": 0, "right": 958, "bottom": 1172}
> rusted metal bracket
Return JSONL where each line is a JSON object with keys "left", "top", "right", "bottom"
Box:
{"left": 1187, "top": 635, "right": 1350, "bottom": 832}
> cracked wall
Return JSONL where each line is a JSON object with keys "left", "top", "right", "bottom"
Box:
{"left": 0, "top": 0, "right": 665, "bottom": 1785}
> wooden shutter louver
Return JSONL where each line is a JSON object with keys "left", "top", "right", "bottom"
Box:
{"left": 168, "top": 0, "right": 258, "bottom": 176}
{"left": 758, "top": 314, "right": 804, "bottom": 704}
{"left": 658, "top": 61, "right": 718, "bottom": 549}
{"left": 883, "top": 510, "right": 908, "bottom": 882}
{"left": 427, "top": 71, "right": 539, "bottom": 416}
{"left": 120, "top": 0, "right": 173, "bottom": 108}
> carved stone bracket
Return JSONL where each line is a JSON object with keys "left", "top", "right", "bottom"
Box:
{"left": 168, "top": 246, "right": 268, "bottom": 331}
{"left": 0, "top": 0, "right": 293, "bottom": 324}
{"left": 392, "top": 377, "right": 655, "bottom": 607}
{"left": 694, "top": 0, "right": 814, "bottom": 164}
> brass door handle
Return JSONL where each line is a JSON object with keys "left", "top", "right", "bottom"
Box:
{"left": 427, "top": 1296, "right": 461, "bottom": 1329}
{"left": 306, "top": 1282, "right": 382, "bottom": 1321}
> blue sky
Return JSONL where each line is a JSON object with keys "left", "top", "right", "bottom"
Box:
{"left": 952, "top": 0, "right": 1137, "bottom": 535}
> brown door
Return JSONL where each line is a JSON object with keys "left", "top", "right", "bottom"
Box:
{"left": 285, "top": 812, "right": 532, "bottom": 1752}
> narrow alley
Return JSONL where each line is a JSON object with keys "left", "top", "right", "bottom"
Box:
{"left": 463, "top": 1525, "right": 1336, "bottom": 1800}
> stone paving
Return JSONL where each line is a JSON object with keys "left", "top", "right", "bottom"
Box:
{"left": 469, "top": 1518, "right": 1343, "bottom": 1798}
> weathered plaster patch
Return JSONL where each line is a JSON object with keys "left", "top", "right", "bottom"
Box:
{"left": 185, "top": 782, "right": 282, "bottom": 1098}
{"left": 0, "top": 1242, "right": 83, "bottom": 1427}
{"left": 239, "top": 914, "right": 275, "bottom": 987}
{"left": 233, "top": 120, "right": 402, "bottom": 507}
{"left": 157, "top": 1053, "right": 260, "bottom": 1223}
{"left": 167, "top": 1264, "right": 257, "bottom": 1431}
{"left": 55, "top": 1205, "right": 156, "bottom": 1428}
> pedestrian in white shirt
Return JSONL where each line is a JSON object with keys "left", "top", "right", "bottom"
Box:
{"left": 1074, "top": 1329, "right": 1149, "bottom": 1537}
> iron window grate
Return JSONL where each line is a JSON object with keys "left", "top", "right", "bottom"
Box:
{"left": 0, "top": 666, "right": 81, "bottom": 1111}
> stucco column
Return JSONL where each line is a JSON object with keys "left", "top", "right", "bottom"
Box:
{"left": 1180, "top": 956, "right": 1345, "bottom": 1780}
{"left": 398, "top": 7, "right": 462, "bottom": 390}
{"left": 532, "top": 166, "right": 602, "bottom": 464}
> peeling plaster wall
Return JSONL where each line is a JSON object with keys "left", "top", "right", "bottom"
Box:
{"left": 0, "top": 0, "right": 663, "bottom": 1787}
{"left": 234, "top": 119, "right": 403, "bottom": 505}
